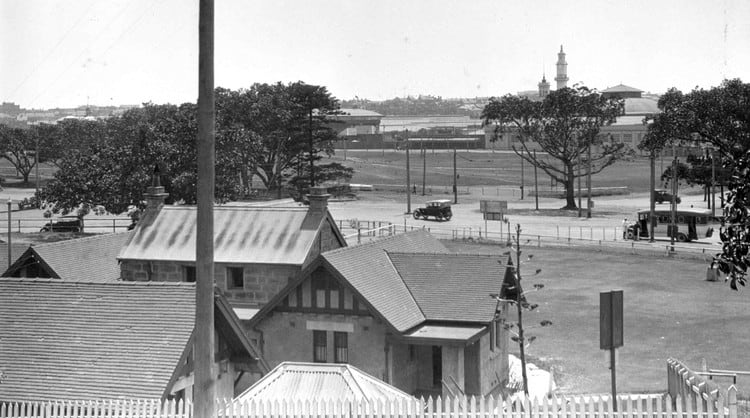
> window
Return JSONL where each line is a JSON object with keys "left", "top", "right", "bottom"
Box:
{"left": 312, "top": 275, "right": 327, "bottom": 308}
{"left": 334, "top": 332, "right": 348, "bottom": 363}
{"left": 313, "top": 330, "right": 327, "bottom": 362}
{"left": 227, "top": 267, "right": 244, "bottom": 289}
{"left": 183, "top": 266, "right": 196, "bottom": 283}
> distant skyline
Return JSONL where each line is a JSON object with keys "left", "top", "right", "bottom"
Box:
{"left": 2, "top": 0, "right": 749, "bottom": 109}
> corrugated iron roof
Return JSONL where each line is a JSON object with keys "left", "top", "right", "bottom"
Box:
{"left": 0, "top": 279, "right": 196, "bottom": 401}
{"left": 602, "top": 84, "right": 643, "bottom": 93}
{"left": 387, "top": 252, "right": 502, "bottom": 323}
{"left": 322, "top": 230, "right": 449, "bottom": 332}
{"left": 235, "top": 362, "right": 414, "bottom": 403}
{"left": 403, "top": 324, "right": 485, "bottom": 342}
{"left": 118, "top": 205, "right": 328, "bottom": 264}
{"left": 8, "top": 232, "right": 132, "bottom": 281}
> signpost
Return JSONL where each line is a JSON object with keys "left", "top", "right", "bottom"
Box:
{"left": 600, "top": 290, "right": 623, "bottom": 411}
{"left": 480, "top": 199, "right": 508, "bottom": 239}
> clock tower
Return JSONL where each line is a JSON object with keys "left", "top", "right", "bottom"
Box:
{"left": 555, "top": 45, "right": 569, "bottom": 89}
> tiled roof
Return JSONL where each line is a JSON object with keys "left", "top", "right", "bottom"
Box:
{"left": 119, "top": 205, "right": 341, "bottom": 265}
{"left": 6, "top": 232, "right": 132, "bottom": 281}
{"left": 602, "top": 84, "right": 643, "bottom": 93}
{"left": 0, "top": 242, "right": 29, "bottom": 273}
{"left": 387, "top": 252, "right": 502, "bottom": 323}
{"left": 0, "top": 279, "right": 196, "bottom": 401}
{"left": 322, "top": 230, "right": 449, "bottom": 332}
{"left": 235, "top": 362, "right": 414, "bottom": 403}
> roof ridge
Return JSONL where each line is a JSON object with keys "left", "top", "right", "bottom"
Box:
{"left": 32, "top": 231, "right": 132, "bottom": 248}
{"left": 322, "top": 229, "right": 429, "bottom": 256}
{"left": 0, "top": 278, "right": 196, "bottom": 287}
{"left": 163, "top": 205, "right": 308, "bottom": 211}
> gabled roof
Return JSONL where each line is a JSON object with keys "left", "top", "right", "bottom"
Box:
{"left": 0, "top": 279, "right": 265, "bottom": 402}
{"left": 253, "top": 231, "right": 504, "bottom": 338}
{"left": 602, "top": 84, "right": 643, "bottom": 94}
{"left": 235, "top": 362, "right": 414, "bottom": 403}
{"left": 118, "top": 205, "right": 345, "bottom": 265}
{"left": 0, "top": 242, "right": 30, "bottom": 273}
{"left": 3, "top": 232, "right": 132, "bottom": 281}
{"left": 321, "top": 230, "right": 449, "bottom": 332}
{"left": 387, "top": 252, "right": 503, "bottom": 323}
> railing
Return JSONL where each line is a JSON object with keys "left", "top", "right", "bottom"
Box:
{"left": 337, "top": 219, "right": 719, "bottom": 258}
{"left": 1, "top": 390, "right": 740, "bottom": 418}
{"left": 1, "top": 217, "right": 132, "bottom": 234}
{"left": 667, "top": 358, "right": 722, "bottom": 410}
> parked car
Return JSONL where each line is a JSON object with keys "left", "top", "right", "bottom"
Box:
{"left": 40, "top": 216, "right": 82, "bottom": 233}
{"left": 653, "top": 189, "right": 681, "bottom": 204}
{"left": 413, "top": 199, "right": 453, "bottom": 221}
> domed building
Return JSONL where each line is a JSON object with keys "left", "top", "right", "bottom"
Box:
{"left": 599, "top": 84, "right": 660, "bottom": 153}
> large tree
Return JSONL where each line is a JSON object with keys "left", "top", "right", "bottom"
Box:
{"left": 639, "top": 79, "right": 750, "bottom": 289}
{"left": 0, "top": 124, "right": 38, "bottom": 183}
{"left": 481, "top": 86, "right": 627, "bottom": 209}
{"left": 216, "top": 82, "right": 342, "bottom": 197}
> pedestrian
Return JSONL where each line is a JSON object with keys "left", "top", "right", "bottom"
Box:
{"left": 622, "top": 217, "right": 628, "bottom": 239}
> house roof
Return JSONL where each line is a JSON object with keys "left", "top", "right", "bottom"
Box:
{"left": 255, "top": 231, "right": 503, "bottom": 339}
{"left": 387, "top": 252, "right": 502, "bottom": 323}
{"left": 118, "top": 205, "right": 344, "bottom": 265}
{"left": 0, "top": 279, "right": 264, "bottom": 401}
{"left": 0, "top": 242, "right": 30, "bottom": 273}
{"left": 4, "top": 232, "right": 132, "bottom": 281}
{"left": 602, "top": 84, "right": 643, "bottom": 94}
{"left": 321, "top": 230, "right": 449, "bottom": 332}
{"left": 235, "top": 362, "right": 414, "bottom": 403}
{"left": 623, "top": 97, "right": 659, "bottom": 115}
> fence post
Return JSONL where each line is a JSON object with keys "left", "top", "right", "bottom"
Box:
{"left": 538, "top": 235, "right": 541, "bottom": 247}
{"left": 357, "top": 228, "right": 361, "bottom": 244}
{"left": 728, "top": 386, "right": 738, "bottom": 418}
{"left": 557, "top": 225, "right": 559, "bottom": 240}
{"left": 113, "top": 219, "right": 116, "bottom": 233}
{"left": 17, "top": 219, "right": 20, "bottom": 233}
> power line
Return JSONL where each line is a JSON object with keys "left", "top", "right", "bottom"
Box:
{"left": 8, "top": 0, "right": 97, "bottom": 100}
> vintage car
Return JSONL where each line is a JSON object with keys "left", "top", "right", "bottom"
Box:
{"left": 413, "top": 199, "right": 453, "bottom": 221}
{"left": 40, "top": 216, "right": 82, "bottom": 233}
{"left": 653, "top": 189, "right": 681, "bottom": 204}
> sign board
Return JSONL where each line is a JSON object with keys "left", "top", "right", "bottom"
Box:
{"left": 599, "top": 290, "right": 623, "bottom": 349}
{"left": 480, "top": 199, "right": 508, "bottom": 213}
{"left": 483, "top": 212, "right": 506, "bottom": 221}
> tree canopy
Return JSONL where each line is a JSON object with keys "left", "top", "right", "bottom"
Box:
{"left": 28, "top": 81, "right": 352, "bottom": 216}
{"left": 639, "top": 79, "right": 750, "bottom": 289}
{"left": 481, "top": 85, "right": 628, "bottom": 209}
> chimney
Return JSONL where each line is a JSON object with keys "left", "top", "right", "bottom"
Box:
{"left": 144, "top": 165, "right": 169, "bottom": 212}
{"left": 307, "top": 186, "right": 330, "bottom": 214}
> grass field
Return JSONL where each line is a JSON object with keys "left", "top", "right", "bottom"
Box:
{"left": 443, "top": 241, "right": 749, "bottom": 397}
{"left": 324, "top": 149, "right": 664, "bottom": 193}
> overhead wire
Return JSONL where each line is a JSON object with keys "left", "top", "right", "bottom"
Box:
{"left": 26, "top": 1, "right": 155, "bottom": 108}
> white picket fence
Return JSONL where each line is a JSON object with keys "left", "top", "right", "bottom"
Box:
{"left": 1, "top": 390, "right": 741, "bottom": 418}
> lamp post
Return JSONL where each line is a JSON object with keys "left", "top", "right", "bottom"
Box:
{"left": 7, "top": 198, "right": 11, "bottom": 266}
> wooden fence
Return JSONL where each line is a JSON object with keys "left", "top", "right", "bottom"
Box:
{"left": 1, "top": 390, "right": 740, "bottom": 418}
{"left": 667, "top": 357, "right": 722, "bottom": 410}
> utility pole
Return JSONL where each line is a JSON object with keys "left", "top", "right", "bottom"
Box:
{"left": 649, "top": 150, "right": 656, "bottom": 242}
{"left": 669, "top": 144, "right": 677, "bottom": 252}
{"left": 7, "top": 198, "right": 11, "bottom": 268}
{"left": 422, "top": 147, "right": 426, "bottom": 196}
{"left": 586, "top": 144, "right": 592, "bottom": 218}
{"left": 308, "top": 105, "right": 314, "bottom": 187}
{"left": 35, "top": 137, "right": 39, "bottom": 198}
{"left": 453, "top": 148, "right": 458, "bottom": 204}
{"left": 196, "top": 0, "right": 216, "bottom": 416}
{"left": 533, "top": 150, "right": 539, "bottom": 211}
{"left": 405, "top": 139, "right": 411, "bottom": 214}
{"left": 711, "top": 148, "right": 716, "bottom": 217}
{"left": 577, "top": 147, "right": 582, "bottom": 217}
{"left": 520, "top": 155, "right": 525, "bottom": 200}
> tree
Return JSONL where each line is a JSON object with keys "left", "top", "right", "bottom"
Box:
{"left": 482, "top": 86, "right": 628, "bottom": 209}
{"left": 39, "top": 103, "right": 240, "bottom": 215}
{"left": 216, "top": 82, "right": 342, "bottom": 198}
{"left": 0, "top": 124, "right": 37, "bottom": 183}
{"left": 639, "top": 79, "right": 750, "bottom": 289}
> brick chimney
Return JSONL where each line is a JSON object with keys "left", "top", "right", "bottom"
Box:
{"left": 307, "top": 186, "right": 330, "bottom": 215}
{"left": 144, "top": 165, "right": 169, "bottom": 211}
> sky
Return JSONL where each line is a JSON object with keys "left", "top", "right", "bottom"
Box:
{"left": 2, "top": 0, "right": 749, "bottom": 109}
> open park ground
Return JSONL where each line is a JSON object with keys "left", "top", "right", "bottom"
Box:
{"left": 324, "top": 150, "right": 747, "bottom": 397}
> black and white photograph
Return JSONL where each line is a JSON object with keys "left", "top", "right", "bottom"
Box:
{"left": 1, "top": 1, "right": 749, "bottom": 417}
